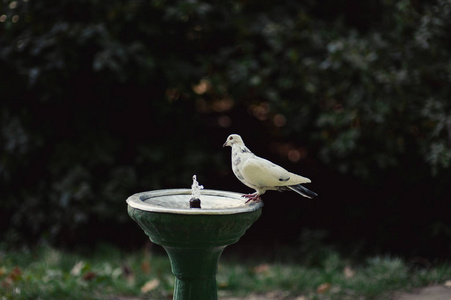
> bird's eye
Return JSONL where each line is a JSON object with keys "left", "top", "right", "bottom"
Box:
{"left": 229, "top": 137, "right": 233, "bottom": 140}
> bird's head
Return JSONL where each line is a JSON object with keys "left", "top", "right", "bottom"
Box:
{"left": 223, "top": 134, "right": 244, "bottom": 147}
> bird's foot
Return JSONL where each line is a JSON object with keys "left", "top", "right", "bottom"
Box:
{"left": 242, "top": 193, "right": 261, "bottom": 204}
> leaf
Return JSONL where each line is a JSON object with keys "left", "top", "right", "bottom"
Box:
{"left": 8, "top": 267, "right": 22, "bottom": 282}
{"left": 253, "top": 264, "right": 270, "bottom": 274}
{"left": 317, "top": 282, "right": 331, "bottom": 294}
{"left": 141, "top": 260, "right": 151, "bottom": 274}
{"left": 82, "top": 271, "right": 97, "bottom": 281}
{"left": 344, "top": 266, "right": 355, "bottom": 278}
{"left": 0, "top": 266, "right": 7, "bottom": 276}
{"left": 1, "top": 279, "right": 12, "bottom": 289}
{"left": 70, "top": 261, "right": 85, "bottom": 276}
{"left": 141, "top": 278, "right": 160, "bottom": 293}
{"left": 1, "top": 266, "right": 22, "bottom": 288}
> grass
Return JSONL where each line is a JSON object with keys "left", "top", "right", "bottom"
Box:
{"left": 218, "top": 252, "right": 451, "bottom": 299}
{"left": 0, "top": 244, "right": 450, "bottom": 300}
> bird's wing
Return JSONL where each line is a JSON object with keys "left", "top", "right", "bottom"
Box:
{"left": 240, "top": 157, "right": 291, "bottom": 187}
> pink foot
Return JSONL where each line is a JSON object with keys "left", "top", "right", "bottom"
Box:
{"left": 242, "top": 193, "right": 262, "bottom": 204}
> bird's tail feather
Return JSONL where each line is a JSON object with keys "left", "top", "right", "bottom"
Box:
{"left": 288, "top": 184, "right": 318, "bottom": 199}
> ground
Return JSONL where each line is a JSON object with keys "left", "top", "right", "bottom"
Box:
{"left": 394, "top": 285, "right": 451, "bottom": 300}
{"left": 220, "top": 284, "right": 451, "bottom": 300}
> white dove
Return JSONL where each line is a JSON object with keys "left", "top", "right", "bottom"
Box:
{"left": 223, "top": 134, "right": 317, "bottom": 203}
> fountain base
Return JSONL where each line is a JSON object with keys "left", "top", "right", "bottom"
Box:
{"left": 127, "top": 189, "right": 263, "bottom": 300}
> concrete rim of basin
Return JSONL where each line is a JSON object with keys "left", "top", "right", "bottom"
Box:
{"left": 126, "top": 188, "right": 263, "bottom": 215}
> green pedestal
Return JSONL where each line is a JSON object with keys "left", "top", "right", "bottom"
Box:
{"left": 127, "top": 189, "right": 263, "bottom": 300}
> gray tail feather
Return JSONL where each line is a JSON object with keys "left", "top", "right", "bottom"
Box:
{"left": 287, "top": 184, "right": 318, "bottom": 199}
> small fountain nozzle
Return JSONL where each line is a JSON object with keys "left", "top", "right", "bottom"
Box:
{"left": 189, "top": 198, "right": 201, "bottom": 208}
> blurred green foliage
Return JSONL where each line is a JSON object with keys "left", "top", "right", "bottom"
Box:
{"left": 1, "top": 0, "right": 451, "bottom": 255}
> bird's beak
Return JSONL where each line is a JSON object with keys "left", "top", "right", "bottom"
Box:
{"left": 223, "top": 141, "right": 228, "bottom": 147}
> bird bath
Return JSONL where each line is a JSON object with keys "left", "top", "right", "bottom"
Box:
{"left": 127, "top": 188, "right": 263, "bottom": 300}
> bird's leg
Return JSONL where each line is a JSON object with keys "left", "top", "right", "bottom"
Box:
{"left": 242, "top": 192, "right": 261, "bottom": 203}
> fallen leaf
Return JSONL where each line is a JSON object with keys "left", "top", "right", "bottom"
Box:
{"left": 141, "top": 278, "right": 160, "bottom": 293}
{"left": 344, "top": 266, "right": 355, "bottom": 278}
{"left": 444, "top": 280, "right": 451, "bottom": 288}
{"left": 141, "top": 260, "right": 151, "bottom": 274}
{"left": 82, "top": 271, "right": 97, "bottom": 281}
{"left": 70, "top": 261, "right": 85, "bottom": 276}
{"left": 1, "top": 279, "right": 11, "bottom": 289}
{"left": 317, "top": 282, "right": 331, "bottom": 294}
{"left": 253, "top": 264, "right": 270, "bottom": 274}
{"left": 8, "top": 267, "right": 22, "bottom": 282}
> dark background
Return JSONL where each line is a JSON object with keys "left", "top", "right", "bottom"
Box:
{"left": 1, "top": 0, "right": 450, "bottom": 260}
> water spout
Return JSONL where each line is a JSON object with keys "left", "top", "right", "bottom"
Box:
{"left": 190, "top": 175, "right": 203, "bottom": 208}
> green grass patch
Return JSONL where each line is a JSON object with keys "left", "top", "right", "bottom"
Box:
{"left": 218, "top": 253, "right": 451, "bottom": 299}
{"left": 0, "top": 244, "right": 450, "bottom": 299}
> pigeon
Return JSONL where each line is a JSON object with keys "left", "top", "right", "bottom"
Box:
{"left": 223, "top": 134, "right": 317, "bottom": 203}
